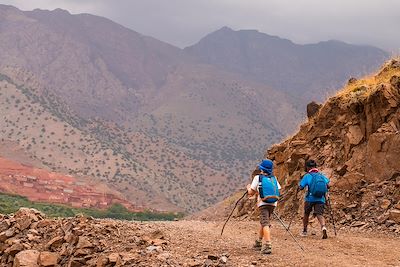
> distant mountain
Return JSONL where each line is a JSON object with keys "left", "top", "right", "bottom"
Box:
{"left": 0, "top": 5, "right": 184, "bottom": 122}
{"left": 0, "top": 5, "right": 390, "bottom": 212}
{"left": 185, "top": 27, "right": 389, "bottom": 101}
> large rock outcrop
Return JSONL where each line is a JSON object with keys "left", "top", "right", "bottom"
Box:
{"left": 218, "top": 59, "right": 400, "bottom": 233}
{"left": 265, "top": 59, "right": 400, "bottom": 232}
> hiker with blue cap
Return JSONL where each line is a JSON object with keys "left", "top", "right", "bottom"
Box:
{"left": 246, "top": 159, "right": 281, "bottom": 255}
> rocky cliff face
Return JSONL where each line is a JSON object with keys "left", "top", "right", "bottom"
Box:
{"left": 264, "top": 59, "right": 400, "bottom": 231}
{"left": 200, "top": 60, "right": 400, "bottom": 232}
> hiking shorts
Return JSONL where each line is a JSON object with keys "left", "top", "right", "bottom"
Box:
{"left": 304, "top": 202, "right": 325, "bottom": 216}
{"left": 259, "top": 205, "right": 275, "bottom": 227}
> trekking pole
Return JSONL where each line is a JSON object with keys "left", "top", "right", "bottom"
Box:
{"left": 220, "top": 191, "right": 248, "bottom": 236}
{"left": 326, "top": 195, "right": 337, "bottom": 236}
{"left": 273, "top": 212, "right": 306, "bottom": 252}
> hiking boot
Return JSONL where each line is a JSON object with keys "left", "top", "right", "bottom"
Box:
{"left": 300, "top": 231, "right": 308, "bottom": 237}
{"left": 261, "top": 243, "right": 272, "bottom": 255}
{"left": 322, "top": 227, "right": 328, "bottom": 239}
{"left": 253, "top": 239, "right": 262, "bottom": 250}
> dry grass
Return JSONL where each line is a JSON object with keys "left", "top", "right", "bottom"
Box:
{"left": 273, "top": 58, "right": 400, "bottom": 144}
{"left": 336, "top": 58, "right": 400, "bottom": 101}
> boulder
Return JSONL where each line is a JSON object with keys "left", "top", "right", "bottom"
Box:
{"left": 74, "top": 248, "right": 93, "bottom": 257}
{"left": 220, "top": 255, "right": 228, "bottom": 264}
{"left": 0, "top": 231, "right": 9, "bottom": 242}
{"left": 335, "top": 172, "right": 364, "bottom": 191}
{"left": 151, "top": 238, "right": 167, "bottom": 246}
{"left": 14, "top": 208, "right": 43, "bottom": 225}
{"left": 108, "top": 253, "right": 121, "bottom": 264}
{"left": 76, "top": 236, "right": 93, "bottom": 249}
{"left": 347, "top": 77, "right": 358, "bottom": 85}
{"left": 96, "top": 256, "right": 109, "bottom": 267}
{"left": 307, "top": 101, "right": 322, "bottom": 119}
{"left": 351, "top": 221, "right": 366, "bottom": 227}
{"left": 0, "top": 220, "right": 11, "bottom": 232}
{"left": 45, "top": 236, "right": 64, "bottom": 250}
{"left": 15, "top": 217, "right": 33, "bottom": 231}
{"left": 390, "top": 75, "right": 400, "bottom": 90}
{"left": 13, "top": 250, "right": 40, "bottom": 267}
{"left": 388, "top": 209, "right": 400, "bottom": 223}
{"left": 68, "top": 258, "right": 86, "bottom": 267}
{"left": 38, "top": 252, "right": 59, "bottom": 266}
{"left": 380, "top": 199, "right": 391, "bottom": 210}
{"left": 346, "top": 125, "right": 364, "bottom": 145}
{"left": 207, "top": 255, "right": 219, "bottom": 261}
{"left": 5, "top": 243, "right": 24, "bottom": 256}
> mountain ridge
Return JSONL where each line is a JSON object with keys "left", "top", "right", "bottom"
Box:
{"left": 185, "top": 26, "right": 389, "bottom": 102}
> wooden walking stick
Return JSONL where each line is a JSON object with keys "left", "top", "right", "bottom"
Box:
{"left": 220, "top": 191, "right": 248, "bottom": 236}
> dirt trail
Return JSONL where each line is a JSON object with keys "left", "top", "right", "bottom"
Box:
{"left": 1, "top": 209, "right": 399, "bottom": 266}
{"left": 162, "top": 220, "right": 400, "bottom": 267}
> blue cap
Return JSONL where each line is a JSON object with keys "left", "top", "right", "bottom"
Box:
{"left": 259, "top": 159, "right": 273, "bottom": 174}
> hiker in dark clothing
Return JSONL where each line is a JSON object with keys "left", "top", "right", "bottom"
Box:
{"left": 299, "top": 159, "right": 330, "bottom": 239}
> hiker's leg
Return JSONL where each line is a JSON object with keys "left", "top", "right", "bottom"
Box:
{"left": 262, "top": 225, "right": 271, "bottom": 243}
{"left": 253, "top": 224, "right": 263, "bottom": 249}
{"left": 315, "top": 203, "right": 328, "bottom": 239}
{"left": 264, "top": 206, "right": 275, "bottom": 242}
{"left": 316, "top": 215, "right": 325, "bottom": 227}
{"left": 254, "top": 208, "right": 265, "bottom": 249}
{"left": 260, "top": 205, "right": 274, "bottom": 254}
{"left": 303, "top": 213, "right": 310, "bottom": 232}
{"left": 259, "top": 205, "right": 272, "bottom": 243}
{"left": 314, "top": 203, "right": 326, "bottom": 228}
{"left": 259, "top": 224, "right": 264, "bottom": 239}
{"left": 303, "top": 202, "right": 312, "bottom": 232}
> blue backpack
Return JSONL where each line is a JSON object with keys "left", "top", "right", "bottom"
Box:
{"left": 258, "top": 175, "right": 280, "bottom": 203}
{"left": 309, "top": 172, "right": 328, "bottom": 198}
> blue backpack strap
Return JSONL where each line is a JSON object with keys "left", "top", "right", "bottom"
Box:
{"left": 307, "top": 172, "right": 316, "bottom": 197}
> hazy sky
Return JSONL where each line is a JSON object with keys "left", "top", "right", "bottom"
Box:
{"left": 1, "top": 0, "right": 399, "bottom": 52}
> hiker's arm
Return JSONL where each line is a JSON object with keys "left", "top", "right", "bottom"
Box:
{"left": 298, "top": 174, "right": 308, "bottom": 190}
{"left": 325, "top": 176, "right": 331, "bottom": 190}
{"left": 247, "top": 176, "right": 259, "bottom": 196}
{"left": 246, "top": 184, "right": 257, "bottom": 196}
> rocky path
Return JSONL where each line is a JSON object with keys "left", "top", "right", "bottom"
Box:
{"left": 164, "top": 220, "right": 400, "bottom": 267}
{"left": 1, "top": 209, "right": 399, "bottom": 266}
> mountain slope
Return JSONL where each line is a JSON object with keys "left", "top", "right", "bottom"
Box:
{"left": 2, "top": 71, "right": 270, "bottom": 212}
{"left": 0, "top": 74, "right": 192, "bottom": 211}
{"left": 185, "top": 27, "right": 389, "bottom": 101}
{"left": 0, "top": 5, "right": 302, "bottom": 212}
